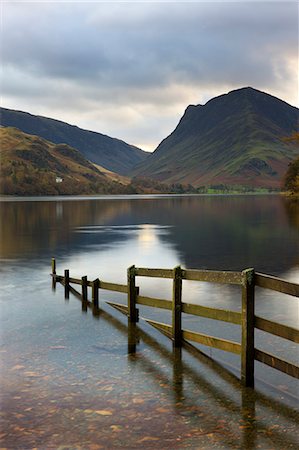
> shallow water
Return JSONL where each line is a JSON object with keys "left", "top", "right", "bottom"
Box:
{"left": 0, "top": 194, "right": 298, "bottom": 449}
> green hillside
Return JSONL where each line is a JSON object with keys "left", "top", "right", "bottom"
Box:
{"left": 131, "top": 87, "right": 299, "bottom": 188}
{"left": 0, "top": 127, "right": 130, "bottom": 195}
{"left": 0, "top": 127, "right": 196, "bottom": 195}
{"left": 0, "top": 108, "right": 148, "bottom": 175}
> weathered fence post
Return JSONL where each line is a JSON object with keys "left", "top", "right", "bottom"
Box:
{"left": 172, "top": 266, "right": 183, "bottom": 347}
{"left": 92, "top": 278, "right": 100, "bottom": 312}
{"left": 82, "top": 276, "right": 88, "bottom": 301}
{"left": 81, "top": 276, "right": 88, "bottom": 312}
{"left": 127, "top": 265, "right": 139, "bottom": 322}
{"left": 128, "top": 320, "right": 138, "bottom": 354}
{"left": 241, "top": 268, "right": 255, "bottom": 387}
{"left": 64, "top": 269, "right": 69, "bottom": 299}
{"left": 51, "top": 258, "right": 56, "bottom": 277}
{"left": 51, "top": 258, "right": 57, "bottom": 290}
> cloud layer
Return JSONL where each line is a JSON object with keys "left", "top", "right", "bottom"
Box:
{"left": 2, "top": 1, "right": 298, "bottom": 151}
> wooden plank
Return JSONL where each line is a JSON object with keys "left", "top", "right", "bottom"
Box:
{"left": 55, "top": 275, "right": 63, "bottom": 282}
{"left": 68, "top": 276, "right": 82, "bottom": 285}
{"left": 255, "top": 273, "right": 299, "bottom": 297}
{"left": 241, "top": 268, "right": 255, "bottom": 387}
{"left": 172, "top": 266, "right": 183, "bottom": 347}
{"left": 135, "top": 267, "right": 174, "bottom": 279}
{"left": 182, "top": 303, "right": 241, "bottom": 325}
{"left": 67, "top": 277, "right": 127, "bottom": 292}
{"left": 144, "top": 319, "right": 173, "bottom": 338}
{"left": 106, "top": 301, "right": 128, "bottom": 316}
{"left": 182, "top": 269, "right": 243, "bottom": 285}
{"left": 255, "top": 349, "right": 299, "bottom": 379}
{"left": 68, "top": 285, "right": 83, "bottom": 301}
{"left": 136, "top": 295, "right": 172, "bottom": 310}
{"left": 100, "top": 281, "right": 128, "bottom": 293}
{"left": 255, "top": 316, "right": 299, "bottom": 343}
{"left": 182, "top": 329, "right": 241, "bottom": 354}
{"left": 127, "top": 265, "right": 139, "bottom": 322}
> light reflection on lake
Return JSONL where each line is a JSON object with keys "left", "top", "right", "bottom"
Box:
{"left": 0, "top": 194, "right": 298, "bottom": 449}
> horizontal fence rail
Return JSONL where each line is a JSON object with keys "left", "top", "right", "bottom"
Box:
{"left": 182, "top": 269, "right": 243, "bottom": 285}
{"left": 255, "top": 273, "right": 299, "bottom": 297}
{"left": 136, "top": 295, "right": 172, "bottom": 310}
{"left": 254, "top": 349, "right": 299, "bottom": 379}
{"left": 255, "top": 316, "right": 299, "bottom": 344}
{"left": 51, "top": 258, "right": 299, "bottom": 388}
{"left": 182, "top": 303, "right": 242, "bottom": 325}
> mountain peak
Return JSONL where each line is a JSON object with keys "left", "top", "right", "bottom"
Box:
{"left": 132, "top": 88, "right": 299, "bottom": 189}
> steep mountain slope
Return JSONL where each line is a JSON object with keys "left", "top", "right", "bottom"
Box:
{"left": 131, "top": 87, "right": 299, "bottom": 188}
{"left": 0, "top": 127, "right": 129, "bottom": 195}
{"left": 0, "top": 107, "right": 148, "bottom": 175}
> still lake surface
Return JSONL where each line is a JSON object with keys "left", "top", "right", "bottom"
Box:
{"left": 0, "top": 194, "right": 298, "bottom": 449}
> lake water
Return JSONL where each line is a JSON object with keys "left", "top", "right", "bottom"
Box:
{"left": 0, "top": 194, "right": 298, "bottom": 449}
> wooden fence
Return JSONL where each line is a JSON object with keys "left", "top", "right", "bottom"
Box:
{"left": 51, "top": 258, "right": 299, "bottom": 388}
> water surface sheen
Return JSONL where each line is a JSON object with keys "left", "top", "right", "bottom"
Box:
{"left": 0, "top": 194, "right": 298, "bottom": 449}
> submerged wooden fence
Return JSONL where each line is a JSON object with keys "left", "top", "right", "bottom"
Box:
{"left": 51, "top": 259, "right": 299, "bottom": 387}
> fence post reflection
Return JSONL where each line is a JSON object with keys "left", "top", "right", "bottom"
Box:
{"left": 173, "top": 347, "right": 183, "bottom": 404}
{"left": 241, "top": 388, "right": 257, "bottom": 449}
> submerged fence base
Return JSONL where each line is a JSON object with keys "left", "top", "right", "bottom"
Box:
{"left": 51, "top": 258, "right": 299, "bottom": 388}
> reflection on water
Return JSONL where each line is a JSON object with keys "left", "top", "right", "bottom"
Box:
{"left": 0, "top": 195, "right": 298, "bottom": 449}
{"left": 0, "top": 195, "right": 298, "bottom": 274}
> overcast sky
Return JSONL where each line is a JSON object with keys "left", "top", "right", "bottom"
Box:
{"left": 1, "top": 1, "right": 298, "bottom": 151}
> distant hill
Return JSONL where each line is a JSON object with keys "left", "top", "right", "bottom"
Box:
{"left": 0, "top": 107, "right": 148, "bottom": 175}
{"left": 131, "top": 87, "right": 299, "bottom": 188}
{"left": 0, "top": 127, "right": 130, "bottom": 195}
{"left": 0, "top": 127, "right": 196, "bottom": 195}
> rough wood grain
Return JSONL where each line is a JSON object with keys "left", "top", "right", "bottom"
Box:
{"left": 255, "top": 349, "right": 299, "bottom": 379}
{"left": 182, "top": 303, "right": 241, "bottom": 324}
{"left": 255, "top": 316, "right": 299, "bottom": 343}
{"left": 241, "top": 268, "right": 255, "bottom": 387}
{"left": 255, "top": 273, "right": 299, "bottom": 297}
{"left": 182, "top": 269, "right": 243, "bottom": 285}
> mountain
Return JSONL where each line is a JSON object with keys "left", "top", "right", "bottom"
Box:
{"left": 0, "top": 127, "right": 130, "bottom": 195}
{"left": 131, "top": 87, "right": 299, "bottom": 188}
{"left": 0, "top": 107, "right": 148, "bottom": 175}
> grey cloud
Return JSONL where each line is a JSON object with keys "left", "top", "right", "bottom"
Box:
{"left": 1, "top": 2, "right": 298, "bottom": 150}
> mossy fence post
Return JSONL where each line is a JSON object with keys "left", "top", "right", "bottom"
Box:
{"left": 51, "top": 258, "right": 56, "bottom": 277}
{"left": 128, "top": 265, "right": 139, "bottom": 323}
{"left": 51, "top": 258, "right": 56, "bottom": 290}
{"left": 64, "top": 269, "right": 70, "bottom": 299}
{"left": 172, "top": 266, "right": 183, "bottom": 347}
{"left": 81, "top": 275, "right": 88, "bottom": 312}
{"left": 241, "top": 268, "right": 255, "bottom": 387}
{"left": 92, "top": 278, "right": 100, "bottom": 313}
